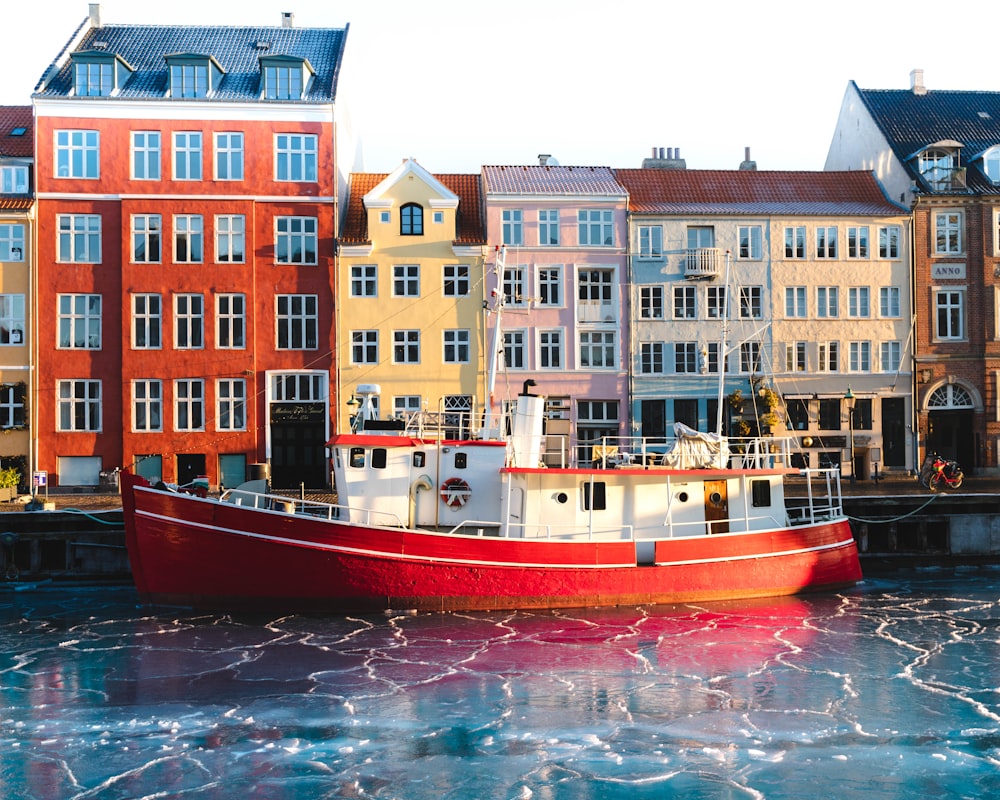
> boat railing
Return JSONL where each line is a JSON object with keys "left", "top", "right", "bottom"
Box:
{"left": 221, "top": 488, "right": 407, "bottom": 528}
{"left": 593, "top": 433, "right": 799, "bottom": 470}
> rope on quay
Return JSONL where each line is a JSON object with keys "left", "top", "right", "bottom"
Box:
{"left": 59, "top": 509, "right": 124, "bottom": 525}
{"left": 847, "top": 493, "right": 939, "bottom": 525}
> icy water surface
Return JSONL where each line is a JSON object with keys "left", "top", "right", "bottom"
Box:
{"left": 2, "top": 570, "right": 1000, "bottom": 799}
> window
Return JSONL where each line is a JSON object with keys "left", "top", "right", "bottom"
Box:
{"left": 848, "top": 287, "right": 870, "bottom": 318}
{"left": 58, "top": 380, "right": 101, "bottom": 431}
{"left": 785, "top": 287, "right": 806, "bottom": 318}
{"left": 504, "top": 265, "right": 526, "bottom": 305}
{"left": 215, "top": 215, "right": 245, "bottom": 263}
{"left": 539, "top": 209, "right": 559, "bottom": 245}
{"left": 786, "top": 342, "right": 807, "bottom": 372}
{"left": 816, "top": 227, "right": 838, "bottom": 258}
{"left": 133, "top": 380, "right": 162, "bottom": 432}
{"left": 786, "top": 398, "right": 809, "bottom": 431}
{"left": 673, "top": 285, "right": 696, "bottom": 318}
{"left": 400, "top": 203, "right": 423, "bottom": 235}
{"left": 74, "top": 60, "right": 113, "bottom": 96}
{"left": 503, "top": 330, "right": 526, "bottom": 369}
{"left": 919, "top": 148, "right": 955, "bottom": 190}
{"left": 132, "top": 294, "right": 161, "bottom": 349}
{"left": 740, "top": 342, "right": 760, "bottom": 373}
{"left": 275, "top": 133, "right": 317, "bottom": 182}
{"left": 173, "top": 132, "right": 202, "bottom": 180}
{"left": 638, "top": 225, "right": 662, "bottom": 258}
{"left": 738, "top": 226, "right": 762, "bottom": 259}
{"left": 433, "top": 211, "right": 444, "bottom": 224}
{"left": 393, "top": 329, "right": 420, "bottom": 363}
{"left": 393, "top": 264, "right": 420, "bottom": 297}
{"left": 0, "top": 383, "right": 25, "bottom": 429}
{"left": 379, "top": 211, "right": 391, "bottom": 224}
{"left": 215, "top": 133, "right": 244, "bottom": 181}
{"left": 640, "top": 286, "right": 663, "bottom": 319}
{"left": 818, "top": 342, "right": 839, "bottom": 372}
{"left": 879, "top": 226, "right": 900, "bottom": 259}
{"left": 275, "top": 216, "right": 317, "bottom": 264}
{"left": 174, "top": 379, "right": 205, "bottom": 431}
{"left": 704, "top": 342, "right": 722, "bottom": 374}
{"left": 538, "top": 266, "right": 562, "bottom": 305}
{"left": 443, "top": 329, "right": 470, "bottom": 363}
{"left": 847, "top": 226, "right": 869, "bottom": 258}
{"left": 818, "top": 399, "right": 840, "bottom": 430}
{"left": 58, "top": 215, "right": 101, "bottom": 263}
{"left": 263, "top": 64, "right": 304, "bottom": 100}
{"left": 936, "top": 290, "right": 964, "bottom": 339}
{"left": 817, "top": 286, "right": 839, "bottom": 318}
{"left": 394, "top": 396, "right": 421, "bottom": 419}
{"left": 58, "top": 294, "right": 101, "bottom": 349}
{"left": 174, "top": 215, "right": 203, "bottom": 263}
{"left": 502, "top": 209, "right": 523, "bottom": 245}
{"left": 170, "top": 64, "right": 208, "bottom": 98}
{"left": 352, "top": 265, "right": 377, "bottom": 297}
{"left": 0, "top": 165, "right": 28, "bottom": 193}
{"left": 880, "top": 287, "right": 900, "bottom": 318}
{"left": 0, "top": 295, "right": 24, "bottom": 346}
{"left": 131, "top": 132, "right": 160, "bottom": 180}
{"left": 277, "top": 295, "right": 318, "bottom": 349}
{"left": 577, "top": 400, "right": 619, "bottom": 467}
{"left": 216, "top": 294, "right": 245, "bottom": 349}
{"left": 174, "top": 294, "right": 204, "bottom": 349}
{"left": 217, "top": 379, "right": 246, "bottom": 431}
{"left": 539, "top": 330, "right": 563, "bottom": 368}
{"left": 707, "top": 286, "right": 728, "bottom": 319}
{"left": 640, "top": 342, "right": 664, "bottom": 374}
{"left": 578, "top": 269, "right": 614, "bottom": 317}
{"left": 674, "top": 342, "right": 698, "bottom": 373}
{"left": 131, "top": 215, "right": 161, "bottom": 263}
{"left": 935, "top": 212, "right": 963, "bottom": 254}
{"left": 443, "top": 264, "right": 469, "bottom": 297}
{"left": 784, "top": 226, "right": 805, "bottom": 259}
{"left": 578, "top": 209, "right": 613, "bottom": 246}
{"left": 0, "top": 224, "right": 24, "bottom": 261}
{"left": 881, "top": 341, "right": 902, "bottom": 372}
{"left": 849, "top": 341, "right": 871, "bottom": 372}
{"left": 740, "top": 286, "right": 762, "bottom": 319}
{"left": 55, "top": 130, "right": 99, "bottom": 178}
{"left": 579, "top": 331, "right": 616, "bottom": 368}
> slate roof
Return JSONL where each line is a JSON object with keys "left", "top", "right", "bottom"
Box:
{"left": 855, "top": 83, "right": 1000, "bottom": 193}
{"left": 34, "top": 18, "right": 348, "bottom": 103}
{"left": 483, "top": 165, "right": 626, "bottom": 197}
{"left": 0, "top": 107, "right": 32, "bottom": 158}
{"left": 614, "top": 169, "right": 905, "bottom": 216}
{"left": 340, "top": 173, "right": 485, "bottom": 246}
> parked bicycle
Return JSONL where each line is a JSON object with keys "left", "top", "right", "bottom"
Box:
{"left": 919, "top": 452, "right": 964, "bottom": 491}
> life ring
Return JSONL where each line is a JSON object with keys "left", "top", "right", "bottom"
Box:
{"left": 440, "top": 477, "right": 472, "bottom": 510}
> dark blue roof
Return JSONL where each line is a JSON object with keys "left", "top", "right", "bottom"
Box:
{"left": 857, "top": 82, "right": 1000, "bottom": 192}
{"left": 34, "top": 19, "right": 348, "bottom": 103}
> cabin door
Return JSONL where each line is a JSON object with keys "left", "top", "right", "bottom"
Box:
{"left": 704, "top": 480, "right": 729, "bottom": 535}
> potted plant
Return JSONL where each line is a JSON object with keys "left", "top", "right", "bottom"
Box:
{"left": 0, "top": 466, "right": 20, "bottom": 502}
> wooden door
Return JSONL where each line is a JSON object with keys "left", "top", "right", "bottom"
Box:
{"left": 704, "top": 479, "right": 729, "bottom": 535}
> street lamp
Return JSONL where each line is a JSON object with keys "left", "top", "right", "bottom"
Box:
{"left": 844, "top": 385, "right": 856, "bottom": 484}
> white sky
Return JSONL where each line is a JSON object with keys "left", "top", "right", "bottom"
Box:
{"left": 1, "top": 0, "right": 995, "bottom": 174}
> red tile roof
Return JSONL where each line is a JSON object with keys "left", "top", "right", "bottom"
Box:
{"left": 0, "top": 107, "right": 32, "bottom": 158}
{"left": 340, "top": 172, "right": 485, "bottom": 245}
{"left": 614, "top": 169, "right": 905, "bottom": 216}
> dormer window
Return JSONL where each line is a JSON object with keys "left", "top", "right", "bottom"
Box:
{"left": 260, "top": 56, "right": 312, "bottom": 100}
{"left": 918, "top": 144, "right": 965, "bottom": 191}
{"left": 0, "top": 166, "right": 28, "bottom": 194}
{"left": 165, "top": 54, "right": 223, "bottom": 99}
{"left": 71, "top": 51, "right": 132, "bottom": 97}
{"left": 400, "top": 203, "right": 423, "bottom": 236}
{"left": 983, "top": 146, "right": 1000, "bottom": 184}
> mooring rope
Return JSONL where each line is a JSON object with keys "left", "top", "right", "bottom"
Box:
{"left": 847, "top": 493, "right": 939, "bottom": 524}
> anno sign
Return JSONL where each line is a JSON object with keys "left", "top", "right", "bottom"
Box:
{"left": 931, "top": 263, "right": 966, "bottom": 280}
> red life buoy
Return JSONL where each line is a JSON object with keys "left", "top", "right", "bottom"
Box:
{"left": 440, "top": 477, "right": 472, "bottom": 509}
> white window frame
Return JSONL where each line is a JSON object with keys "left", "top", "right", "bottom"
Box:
{"left": 57, "top": 294, "right": 101, "bottom": 349}
{"left": 879, "top": 226, "right": 900, "bottom": 259}
{"left": 538, "top": 209, "right": 559, "bottom": 246}
{"left": 818, "top": 342, "right": 840, "bottom": 373}
{"left": 879, "top": 287, "right": 901, "bottom": 318}
{"left": 640, "top": 285, "right": 663, "bottom": 319}
{"left": 502, "top": 209, "right": 523, "bottom": 245}
{"left": 352, "top": 264, "right": 378, "bottom": 297}
{"left": 503, "top": 329, "right": 527, "bottom": 369}
{"left": 263, "top": 64, "right": 304, "bottom": 100}
{"left": 0, "top": 224, "right": 25, "bottom": 261}
{"left": 640, "top": 341, "right": 665, "bottom": 374}
{"left": 817, "top": 286, "right": 839, "bottom": 318}
{"left": 275, "top": 133, "right": 318, "bottom": 182}
{"left": 538, "top": 329, "right": 563, "bottom": 369}
{"left": 707, "top": 286, "right": 728, "bottom": 319}
{"left": 130, "top": 132, "right": 161, "bottom": 181}
{"left": 132, "top": 294, "right": 161, "bottom": 350}
{"left": 132, "top": 379, "right": 162, "bottom": 432}
{"left": 393, "top": 264, "right": 420, "bottom": 297}
{"left": 174, "top": 293, "right": 204, "bottom": 349}
{"left": 131, "top": 215, "right": 162, "bottom": 263}
{"left": 740, "top": 286, "right": 762, "bottom": 319}
{"left": 443, "top": 329, "right": 470, "bottom": 363}
{"left": 738, "top": 225, "right": 762, "bottom": 260}
{"left": 393, "top": 329, "right": 420, "bottom": 364}
{"left": 578, "top": 209, "right": 614, "bottom": 246}
{"left": 55, "top": 130, "right": 99, "bottom": 179}
{"left": 217, "top": 378, "right": 247, "bottom": 431}
{"left": 0, "top": 165, "right": 27, "bottom": 194}
{"left": 57, "top": 379, "right": 101, "bottom": 432}
{"left": 848, "top": 287, "right": 870, "bottom": 318}
{"left": 816, "top": 226, "right": 838, "bottom": 259}
{"left": 504, "top": 265, "right": 527, "bottom": 306}
{"left": 849, "top": 341, "right": 871, "bottom": 372}
{"left": 443, "top": 264, "right": 470, "bottom": 297}
{"left": 216, "top": 293, "right": 245, "bottom": 350}
{"left": 57, "top": 214, "right": 101, "bottom": 263}
{"left": 785, "top": 286, "right": 806, "bottom": 318}
{"left": 214, "top": 132, "right": 244, "bottom": 181}
{"left": 674, "top": 342, "right": 698, "bottom": 374}
{"left": 740, "top": 341, "right": 761, "bottom": 374}
{"left": 215, "top": 215, "right": 245, "bottom": 263}
{"left": 673, "top": 285, "right": 696, "bottom": 319}
{"left": 880, "top": 341, "right": 902, "bottom": 373}
{"left": 847, "top": 226, "right": 869, "bottom": 259}
{"left": 935, "top": 211, "right": 963, "bottom": 254}
{"left": 275, "top": 216, "right": 318, "bottom": 265}
{"left": 0, "top": 294, "right": 25, "bottom": 346}
{"left": 351, "top": 329, "right": 378, "bottom": 364}
{"left": 638, "top": 225, "right": 663, "bottom": 258}
{"left": 173, "top": 215, "right": 203, "bottom": 264}
{"left": 786, "top": 341, "right": 807, "bottom": 372}
{"left": 172, "top": 131, "right": 202, "bottom": 181}
{"left": 784, "top": 226, "right": 805, "bottom": 259}
{"left": 935, "top": 288, "right": 965, "bottom": 340}
{"left": 537, "top": 265, "right": 562, "bottom": 306}
{"left": 579, "top": 330, "right": 616, "bottom": 369}
{"left": 174, "top": 378, "right": 205, "bottom": 432}
{"left": 276, "top": 294, "right": 318, "bottom": 350}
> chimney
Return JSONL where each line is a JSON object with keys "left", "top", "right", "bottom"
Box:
{"left": 910, "top": 68, "right": 926, "bottom": 95}
{"left": 89, "top": 3, "right": 101, "bottom": 26}
{"left": 538, "top": 154, "right": 551, "bottom": 166}
{"left": 641, "top": 146, "right": 687, "bottom": 170}
{"left": 739, "top": 146, "right": 757, "bottom": 171}
{"left": 281, "top": 11, "right": 294, "bottom": 28}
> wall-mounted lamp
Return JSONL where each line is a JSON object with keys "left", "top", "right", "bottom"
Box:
{"left": 346, "top": 396, "right": 360, "bottom": 409}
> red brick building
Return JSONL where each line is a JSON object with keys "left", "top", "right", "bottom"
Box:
{"left": 32, "top": 7, "right": 351, "bottom": 489}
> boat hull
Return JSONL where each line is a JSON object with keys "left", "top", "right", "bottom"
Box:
{"left": 121, "top": 475, "right": 862, "bottom": 612}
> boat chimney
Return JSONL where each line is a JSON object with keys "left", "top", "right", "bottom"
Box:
{"left": 739, "top": 146, "right": 757, "bottom": 171}
{"left": 510, "top": 383, "right": 544, "bottom": 468}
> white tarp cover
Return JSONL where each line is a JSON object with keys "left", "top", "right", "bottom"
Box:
{"left": 660, "top": 422, "right": 729, "bottom": 468}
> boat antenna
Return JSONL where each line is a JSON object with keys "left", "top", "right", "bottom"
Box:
{"left": 716, "top": 250, "right": 732, "bottom": 437}
{"left": 482, "top": 245, "right": 506, "bottom": 440}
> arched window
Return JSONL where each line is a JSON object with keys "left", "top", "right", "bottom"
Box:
{"left": 983, "top": 146, "right": 1000, "bottom": 183}
{"left": 400, "top": 203, "right": 423, "bottom": 236}
{"left": 919, "top": 148, "right": 954, "bottom": 190}
{"left": 928, "top": 384, "right": 973, "bottom": 409}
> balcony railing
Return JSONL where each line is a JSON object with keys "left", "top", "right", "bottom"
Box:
{"left": 684, "top": 247, "right": 721, "bottom": 279}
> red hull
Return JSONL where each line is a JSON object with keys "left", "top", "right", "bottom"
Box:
{"left": 121, "top": 473, "right": 862, "bottom": 612}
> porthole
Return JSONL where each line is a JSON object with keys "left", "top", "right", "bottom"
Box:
{"left": 678, "top": 492, "right": 689, "bottom": 502}
{"left": 556, "top": 492, "right": 568, "bottom": 504}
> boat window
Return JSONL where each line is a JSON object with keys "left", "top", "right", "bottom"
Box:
{"left": 454, "top": 452, "right": 467, "bottom": 469}
{"left": 582, "top": 481, "right": 606, "bottom": 511}
{"left": 413, "top": 451, "right": 425, "bottom": 468}
{"left": 349, "top": 447, "right": 365, "bottom": 469}
{"left": 371, "top": 448, "right": 387, "bottom": 469}
{"left": 751, "top": 479, "right": 772, "bottom": 508}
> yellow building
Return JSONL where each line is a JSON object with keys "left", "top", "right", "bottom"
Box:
{"left": 336, "top": 159, "right": 488, "bottom": 433}
{"left": 0, "top": 107, "right": 32, "bottom": 497}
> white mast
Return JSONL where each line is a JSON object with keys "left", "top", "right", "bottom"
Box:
{"left": 715, "top": 250, "right": 732, "bottom": 437}
{"left": 482, "top": 246, "right": 507, "bottom": 440}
